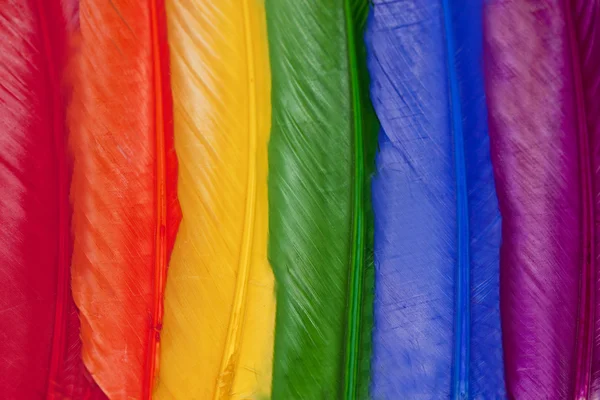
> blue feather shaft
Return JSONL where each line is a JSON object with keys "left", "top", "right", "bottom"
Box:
{"left": 366, "top": 1, "right": 505, "bottom": 398}
{"left": 441, "top": 1, "right": 470, "bottom": 396}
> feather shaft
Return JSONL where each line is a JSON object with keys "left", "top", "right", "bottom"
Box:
{"left": 344, "top": 0, "right": 368, "bottom": 397}
{"left": 567, "top": 0, "right": 600, "bottom": 397}
{"left": 148, "top": 1, "right": 172, "bottom": 392}
{"left": 440, "top": 1, "right": 471, "bottom": 396}
{"left": 214, "top": 1, "right": 259, "bottom": 397}
{"left": 570, "top": 1, "right": 600, "bottom": 397}
{"left": 34, "top": 0, "right": 72, "bottom": 391}
{"left": 566, "top": 0, "right": 595, "bottom": 393}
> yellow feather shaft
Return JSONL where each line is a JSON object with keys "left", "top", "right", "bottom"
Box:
{"left": 155, "top": 0, "right": 273, "bottom": 399}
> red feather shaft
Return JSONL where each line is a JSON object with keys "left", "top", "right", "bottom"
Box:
{"left": 68, "top": 0, "right": 180, "bottom": 398}
{"left": 147, "top": 0, "right": 179, "bottom": 392}
{"left": 0, "top": 1, "right": 104, "bottom": 399}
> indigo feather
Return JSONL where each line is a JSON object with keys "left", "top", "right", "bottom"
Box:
{"left": 265, "top": 0, "right": 377, "bottom": 398}
{"left": 0, "top": 1, "right": 103, "bottom": 398}
{"left": 483, "top": 0, "right": 587, "bottom": 398}
{"left": 367, "top": 1, "right": 504, "bottom": 398}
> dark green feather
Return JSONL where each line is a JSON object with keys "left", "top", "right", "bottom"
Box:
{"left": 265, "top": 0, "right": 377, "bottom": 398}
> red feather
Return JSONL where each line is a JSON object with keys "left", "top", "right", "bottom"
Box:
{"left": 68, "top": 0, "right": 180, "bottom": 398}
{"left": 0, "top": 0, "right": 104, "bottom": 398}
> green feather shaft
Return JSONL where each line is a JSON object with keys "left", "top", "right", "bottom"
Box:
{"left": 344, "top": 0, "right": 377, "bottom": 399}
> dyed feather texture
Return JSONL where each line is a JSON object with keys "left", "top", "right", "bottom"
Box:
{"left": 61, "top": 0, "right": 79, "bottom": 32}
{"left": 154, "top": 0, "right": 274, "bottom": 399}
{"left": 68, "top": 0, "right": 180, "bottom": 398}
{"left": 483, "top": 1, "right": 588, "bottom": 398}
{"left": 366, "top": 1, "right": 505, "bottom": 398}
{"left": 0, "top": 1, "right": 104, "bottom": 399}
{"left": 265, "top": 0, "right": 377, "bottom": 398}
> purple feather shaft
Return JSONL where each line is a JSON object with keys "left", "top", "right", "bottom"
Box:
{"left": 569, "top": 0, "right": 600, "bottom": 397}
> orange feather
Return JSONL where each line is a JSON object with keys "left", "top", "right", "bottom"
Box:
{"left": 68, "top": 0, "right": 180, "bottom": 398}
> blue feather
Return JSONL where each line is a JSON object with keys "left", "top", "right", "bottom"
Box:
{"left": 366, "top": 1, "right": 505, "bottom": 398}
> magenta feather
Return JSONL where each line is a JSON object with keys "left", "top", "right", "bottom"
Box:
{"left": 484, "top": 0, "right": 600, "bottom": 398}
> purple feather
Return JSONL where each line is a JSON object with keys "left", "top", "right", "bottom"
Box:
{"left": 483, "top": 0, "right": 599, "bottom": 398}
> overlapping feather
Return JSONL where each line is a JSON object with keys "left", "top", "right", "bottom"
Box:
{"left": 483, "top": 1, "right": 584, "bottom": 398}
{"left": 68, "top": 0, "right": 180, "bottom": 398}
{"left": 0, "top": 1, "right": 103, "bottom": 398}
{"left": 154, "top": 0, "right": 274, "bottom": 399}
{"left": 265, "top": 0, "right": 377, "bottom": 398}
{"left": 366, "top": 1, "right": 505, "bottom": 398}
{"left": 12, "top": 1, "right": 600, "bottom": 398}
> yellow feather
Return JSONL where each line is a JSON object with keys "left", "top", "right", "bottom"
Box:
{"left": 154, "top": 0, "right": 274, "bottom": 399}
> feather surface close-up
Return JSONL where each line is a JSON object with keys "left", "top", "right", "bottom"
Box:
{"left": 4, "top": 0, "right": 600, "bottom": 398}
{"left": 68, "top": 0, "right": 181, "bottom": 398}
{"left": 484, "top": 0, "right": 594, "bottom": 398}
{"left": 0, "top": 1, "right": 103, "bottom": 398}
{"left": 265, "top": 0, "right": 378, "bottom": 398}
{"left": 366, "top": 0, "right": 505, "bottom": 398}
{"left": 154, "top": 0, "right": 274, "bottom": 399}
